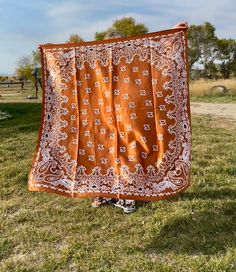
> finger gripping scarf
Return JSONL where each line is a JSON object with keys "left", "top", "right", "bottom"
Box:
{"left": 28, "top": 26, "right": 191, "bottom": 201}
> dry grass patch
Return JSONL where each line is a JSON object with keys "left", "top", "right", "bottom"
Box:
{"left": 190, "top": 79, "right": 236, "bottom": 97}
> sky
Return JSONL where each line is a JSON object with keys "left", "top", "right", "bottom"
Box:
{"left": 0, "top": 0, "right": 235, "bottom": 75}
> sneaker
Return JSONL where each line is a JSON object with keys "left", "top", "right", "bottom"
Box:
{"left": 113, "top": 199, "right": 136, "bottom": 213}
{"left": 113, "top": 199, "right": 125, "bottom": 209}
{"left": 123, "top": 200, "right": 136, "bottom": 214}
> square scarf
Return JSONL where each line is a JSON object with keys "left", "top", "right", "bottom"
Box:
{"left": 28, "top": 26, "right": 191, "bottom": 201}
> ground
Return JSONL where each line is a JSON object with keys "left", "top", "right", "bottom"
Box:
{"left": 0, "top": 80, "right": 236, "bottom": 272}
{"left": 191, "top": 103, "right": 236, "bottom": 125}
{"left": 0, "top": 102, "right": 235, "bottom": 271}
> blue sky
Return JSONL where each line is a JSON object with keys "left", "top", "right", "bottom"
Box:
{"left": 0, "top": 0, "right": 235, "bottom": 75}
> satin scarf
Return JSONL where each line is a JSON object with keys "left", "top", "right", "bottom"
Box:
{"left": 28, "top": 26, "right": 191, "bottom": 201}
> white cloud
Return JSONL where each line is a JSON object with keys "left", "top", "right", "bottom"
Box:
{"left": 1, "top": 0, "right": 236, "bottom": 74}
{"left": 47, "top": 1, "right": 84, "bottom": 18}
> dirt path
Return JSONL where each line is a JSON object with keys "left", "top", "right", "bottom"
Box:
{"left": 191, "top": 102, "right": 236, "bottom": 125}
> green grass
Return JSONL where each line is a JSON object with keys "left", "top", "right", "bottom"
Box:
{"left": 0, "top": 103, "right": 235, "bottom": 271}
{"left": 190, "top": 94, "right": 236, "bottom": 103}
{"left": 0, "top": 84, "right": 42, "bottom": 103}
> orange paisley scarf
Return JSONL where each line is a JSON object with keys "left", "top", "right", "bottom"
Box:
{"left": 28, "top": 26, "right": 191, "bottom": 201}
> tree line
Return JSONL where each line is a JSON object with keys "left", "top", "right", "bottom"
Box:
{"left": 14, "top": 17, "right": 236, "bottom": 82}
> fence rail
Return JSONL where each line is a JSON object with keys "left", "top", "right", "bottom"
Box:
{"left": 0, "top": 81, "right": 24, "bottom": 90}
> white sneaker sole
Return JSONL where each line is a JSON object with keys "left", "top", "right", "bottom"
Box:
{"left": 113, "top": 202, "right": 136, "bottom": 213}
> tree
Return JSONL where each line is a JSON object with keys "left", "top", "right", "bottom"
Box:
{"left": 188, "top": 25, "right": 202, "bottom": 69}
{"left": 95, "top": 17, "right": 148, "bottom": 40}
{"left": 66, "top": 34, "right": 84, "bottom": 43}
{"left": 95, "top": 31, "right": 107, "bottom": 41}
{"left": 204, "top": 61, "right": 218, "bottom": 79}
{"left": 32, "top": 49, "right": 42, "bottom": 67}
{"left": 16, "top": 56, "right": 33, "bottom": 82}
{"left": 188, "top": 22, "right": 218, "bottom": 78}
{"left": 217, "top": 38, "right": 236, "bottom": 79}
{"left": 31, "top": 50, "right": 43, "bottom": 98}
{"left": 0, "top": 76, "right": 6, "bottom": 82}
{"left": 16, "top": 53, "right": 43, "bottom": 97}
{"left": 17, "top": 56, "right": 32, "bottom": 67}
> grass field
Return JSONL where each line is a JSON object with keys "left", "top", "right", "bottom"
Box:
{"left": 0, "top": 83, "right": 42, "bottom": 103}
{"left": 0, "top": 103, "right": 235, "bottom": 271}
{"left": 1, "top": 78, "right": 236, "bottom": 104}
{"left": 190, "top": 79, "right": 236, "bottom": 103}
